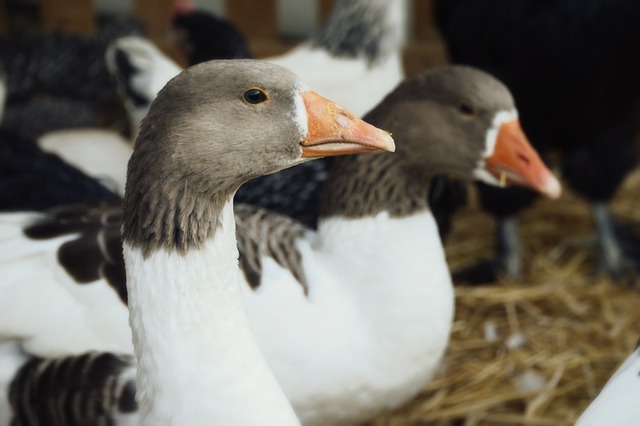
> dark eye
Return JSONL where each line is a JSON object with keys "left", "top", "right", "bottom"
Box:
{"left": 243, "top": 88, "right": 268, "bottom": 104}
{"left": 458, "top": 101, "right": 476, "bottom": 117}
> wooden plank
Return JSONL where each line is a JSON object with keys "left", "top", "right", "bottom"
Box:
{"left": 403, "top": 40, "right": 449, "bottom": 78}
{"left": 413, "top": 0, "right": 438, "bottom": 41}
{"left": 134, "top": 0, "right": 186, "bottom": 66}
{"left": 40, "top": 0, "right": 94, "bottom": 35}
{"left": 317, "top": 0, "right": 336, "bottom": 25}
{"left": 134, "top": 0, "right": 175, "bottom": 39}
{"left": 226, "top": 0, "right": 277, "bottom": 40}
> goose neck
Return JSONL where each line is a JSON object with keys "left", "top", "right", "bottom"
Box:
{"left": 319, "top": 153, "right": 431, "bottom": 220}
{"left": 124, "top": 199, "right": 299, "bottom": 425}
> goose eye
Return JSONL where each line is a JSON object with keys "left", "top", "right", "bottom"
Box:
{"left": 458, "top": 101, "right": 476, "bottom": 117}
{"left": 243, "top": 88, "right": 268, "bottom": 104}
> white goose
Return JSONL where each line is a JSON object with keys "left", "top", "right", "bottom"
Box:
{"left": 576, "top": 342, "right": 640, "bottom": 425}
{"left": 0, "top": 66, "right": 560, "bottom": 425}
{"left": 2, "top": 60, "right": 394, "bottom": 425}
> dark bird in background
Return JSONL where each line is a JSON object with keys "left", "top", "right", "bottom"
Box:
{"left": 0, "top": 129, "right": 120, "bottom": 211}
{"left": 434, "top": 0, "right": 640, "bottom": 283}
{"left": 172, "top": 4, "right": 252, "bottom": 63}
{"left": 0, "top": 20, "right": 143, "bottom": 139}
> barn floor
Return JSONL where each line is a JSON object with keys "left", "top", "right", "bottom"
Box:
{"left": 368, "top": 166, "right": 640, "bottom": 425}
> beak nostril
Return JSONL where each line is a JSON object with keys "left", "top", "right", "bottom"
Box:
{"left": 517, "top": 153, "right": 530, "bottom": 166}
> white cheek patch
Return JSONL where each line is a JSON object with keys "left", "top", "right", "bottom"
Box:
{"left": 473, "top": 109, "right": 519, "bottom": 185}
{"left": 482, "top": 109, "right": 518, "bottom": 158}
{"left": 292, "top": 83, "right": 310, "bottom": 140}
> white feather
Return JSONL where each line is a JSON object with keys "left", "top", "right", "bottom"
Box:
{"left": 37, "top": 129, "right": 133, "bottom": 195}
{"left": 0, "top": 213, "right": 132, "bottom": 356}
{"left": 576, "top": 348, "right": 640, "bottom": 426}
{"left": 243, "top": 211, "right": 454, "bottom": 426}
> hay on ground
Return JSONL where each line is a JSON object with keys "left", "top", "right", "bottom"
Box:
{"left": 368, "top": 167, "right": 640, "bottom": 425}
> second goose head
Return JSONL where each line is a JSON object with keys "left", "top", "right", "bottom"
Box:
{"left": 367, "top": 65, "right": 561, "bottom": 198}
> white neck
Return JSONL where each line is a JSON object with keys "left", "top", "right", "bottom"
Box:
{"left": 124, "top": 200, "right": 299, "bottom": 426}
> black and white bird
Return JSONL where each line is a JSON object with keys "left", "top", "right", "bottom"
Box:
{"left": 0, "top": 65, "right": 560, "bottom": 425}
{"left": 0, "top": 20, "right": 142, "bottom": 140}
{"left": 2, "top": 59, "right": 395, "bottom": 425}
{"left": 0, "top": 65, "right": 120, "bottom": 211}
{"left": 173, "top": 0, "right": 407, "bottom": 117}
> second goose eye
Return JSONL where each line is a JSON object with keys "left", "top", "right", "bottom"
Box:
{"left": 458, "top": 101, "right": 476, "bottom": 117}
{"left": 243, "top": 88, "right": 268, "bottom": 104}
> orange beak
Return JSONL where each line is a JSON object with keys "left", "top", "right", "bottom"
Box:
{"left": 300, "top": 91, "right": 395, "bottom": 157}
{"left": 486, "top": 120, "right": 561, "bottom": 199}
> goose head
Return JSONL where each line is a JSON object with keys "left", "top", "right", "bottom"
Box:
{"left": 368, "top": 65, "right": 560, "bottom": 198}
{"left": 123, "top": 59, "right": 395, "bottom": 254}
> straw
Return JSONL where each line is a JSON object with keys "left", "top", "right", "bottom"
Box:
{"left": 368, "top": 167, "right": 640, "bottom": 425}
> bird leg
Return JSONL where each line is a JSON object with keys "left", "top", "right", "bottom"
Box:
{"left": 496, "top": 215, "right": 523, "bottom": 279}
{"left": 452, "top": 215, "right": 522, "bottom": 284}
{"left": 590, "top": 201, "right": 637, "bottom": 285}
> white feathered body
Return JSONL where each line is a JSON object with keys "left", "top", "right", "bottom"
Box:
{"left": 244, "top": 210, "right": 454, "bottom": 425}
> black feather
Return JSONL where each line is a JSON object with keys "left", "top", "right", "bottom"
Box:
{"left": 0, "top": 129, "right": 120, "bottom": 212}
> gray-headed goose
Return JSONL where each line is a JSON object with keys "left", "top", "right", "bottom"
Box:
{"left": 2, "top": 59, "right": 394, "bottom": 425}
{"left": 1, "top": 66, "right": 558, "bottom": 425}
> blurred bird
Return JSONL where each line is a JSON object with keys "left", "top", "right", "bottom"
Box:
{"left": 0, "top": 20, "right": 142, "bottom": 139}
{"left": 0, "top": 66, "right": 120, "bottom": 211}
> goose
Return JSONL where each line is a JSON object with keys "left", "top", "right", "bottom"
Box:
{"left": 576, "top": 342, "right": 640, "bottom": 425}
{"left": 3, "top": 59, "right": 395, "bottom": 425}
{"left": 122, "top": 58, "right": 395, "bottom": 425}
{"left": 0, "top": 65, "right": 559, "bottom": 425}
{"left": 434, "top": 0, "right": 640, "bottom": 283}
